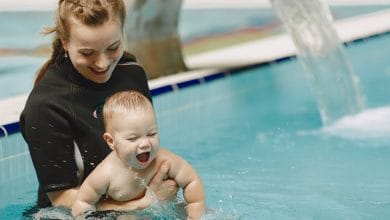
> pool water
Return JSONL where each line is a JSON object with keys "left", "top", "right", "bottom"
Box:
{"left": 1, "top": 32, "right": 389, "bottom": 219}
{"left": 153, "top": 34, "right": 390, "bottom": 219}
{"left": 0, "top": 56, "right": 45, "bottom": 99}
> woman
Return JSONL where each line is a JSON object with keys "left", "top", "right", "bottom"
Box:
{"left": 20, "top": 0, "right": 177, "bottom": 211}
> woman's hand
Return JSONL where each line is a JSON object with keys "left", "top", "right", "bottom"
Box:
{"left": 148, "top": 161, "right": 178, "bottom": 202}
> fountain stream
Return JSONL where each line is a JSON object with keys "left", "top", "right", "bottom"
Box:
{"left": 271, "top": 0, "right": 365, "bottom": 125}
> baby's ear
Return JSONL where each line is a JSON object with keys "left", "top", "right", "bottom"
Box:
{"left": 103, "top": 132, "right": 115, "bottom": 150}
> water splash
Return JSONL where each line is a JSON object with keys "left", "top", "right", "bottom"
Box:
{"left": 29, "top": 175, "right": 241, "bottom": 219}
{"left": 271, "top": 0, "right": 365, "bottom": 125}
{"left": 31, "top": 207, "right": 72, "bottom": 220}
{"left": 132, "top": 174, "right": 184, "bottom": 218}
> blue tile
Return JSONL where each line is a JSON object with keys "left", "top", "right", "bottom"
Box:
{"left": 204, "top": 72, "right": 226, "bottom": 82}
{"left": 177, "top": 79, "right": 201, "bottom": 89}
{"left": 4, "top": 122, "right": 20, "bottom": 136}
{"left": 274, "top": 56, "right": 293, "bottom": 63}
{"left": 151, "top": 85, "right": 174, "bottom": 96}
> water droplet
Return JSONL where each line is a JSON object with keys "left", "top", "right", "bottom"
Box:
{"left": 93, "top": 110, "right": 98, "bottom": 119}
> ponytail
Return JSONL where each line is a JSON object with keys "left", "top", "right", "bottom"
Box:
{"left": 34, "top": 36, "right": 66, "bottom": 86}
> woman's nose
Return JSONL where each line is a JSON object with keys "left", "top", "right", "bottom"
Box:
{"left": 94, "top": 54, "right": 109, "bottom": 70}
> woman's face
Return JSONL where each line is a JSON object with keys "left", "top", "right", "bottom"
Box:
{"left": 63, "top": 17, "right": 124, "bottom": 84}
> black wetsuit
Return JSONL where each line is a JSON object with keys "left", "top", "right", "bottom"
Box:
{"left": 20, "top": 55, "right": 151, "bottom": 207}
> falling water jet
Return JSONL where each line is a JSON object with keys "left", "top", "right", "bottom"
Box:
{"left": 271, "top": 0, "right": 365, "bottom": 126}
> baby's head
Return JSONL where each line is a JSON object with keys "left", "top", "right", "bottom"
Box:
{"left": 102, "top": 90, "right": 159, "bottom": 169}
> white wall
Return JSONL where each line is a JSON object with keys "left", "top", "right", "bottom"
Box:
{"left": 0, "top": 0, "right": 389, "bottom": 11}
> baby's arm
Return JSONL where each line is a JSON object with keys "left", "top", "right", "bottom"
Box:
{"left": 71, "top": 165, "right": 109, "bottom": 217}
{"left": 162, "top": 149, "right": 206, "bottom": 219}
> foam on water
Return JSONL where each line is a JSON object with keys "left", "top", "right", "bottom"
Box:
{"left": 321, "top": 106, "right": 390, "bottom": 139}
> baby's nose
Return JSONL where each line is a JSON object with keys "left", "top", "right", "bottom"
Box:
{"left": 138, "top": 138, "right": 151, "bottom": 150}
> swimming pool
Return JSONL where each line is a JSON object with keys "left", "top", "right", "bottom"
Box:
{"left": 1, "top": 29, "right": 389, "bottom": 219}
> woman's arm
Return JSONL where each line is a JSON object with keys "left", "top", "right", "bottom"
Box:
{"left": 47, "top": 188, "right": 79, "bottom": 209}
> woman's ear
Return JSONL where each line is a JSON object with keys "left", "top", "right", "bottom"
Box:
{"left": 103, "top": 132, "right": 115, "bottom": 150}
{"left": 61, "top": 38, "right": 69, "bottom": 51}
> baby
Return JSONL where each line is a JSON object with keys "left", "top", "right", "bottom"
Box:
{"left": 71, "top": 90, "right": 205, "bottom": 219}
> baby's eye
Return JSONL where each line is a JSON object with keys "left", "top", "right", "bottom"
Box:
{"left": 147, "top": 132, "right": 157, "bottom": 137}
{"left": 127, "top": 137, "right": 137, "bottom": 141}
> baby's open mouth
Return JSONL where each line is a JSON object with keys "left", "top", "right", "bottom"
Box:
{"left": 136, "top": 152, "right": 150, "bottom": 163}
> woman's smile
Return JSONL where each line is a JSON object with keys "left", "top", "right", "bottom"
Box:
{"left": 89, "top": 66, "right": 109, "bottom": 76}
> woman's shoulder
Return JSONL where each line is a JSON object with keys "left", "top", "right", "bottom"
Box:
{"left": 22, "top": 85, "right": 70, "bottom": 117}
{"left": 34, "top": 60, "right": 71, "bottom": 89}
{"left": 113, "top": 53, "right": 149, "bottom": 88}
{"left": 119, "top": 51, "right": 137, "bottom": 63}
{"left": 24, "top": 63, "right": 72, "bottom": 113}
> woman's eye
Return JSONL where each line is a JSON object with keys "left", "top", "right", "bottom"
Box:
{"left": 80, "top": 51, "right": 93, "bottom": 56}
{"left": 108, "top": 45, "right": 119, "bottom": 51}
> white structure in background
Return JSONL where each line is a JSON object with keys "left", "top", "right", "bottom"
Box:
{"left": 1, "top": 0, "right": 390, "bottom": 11}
